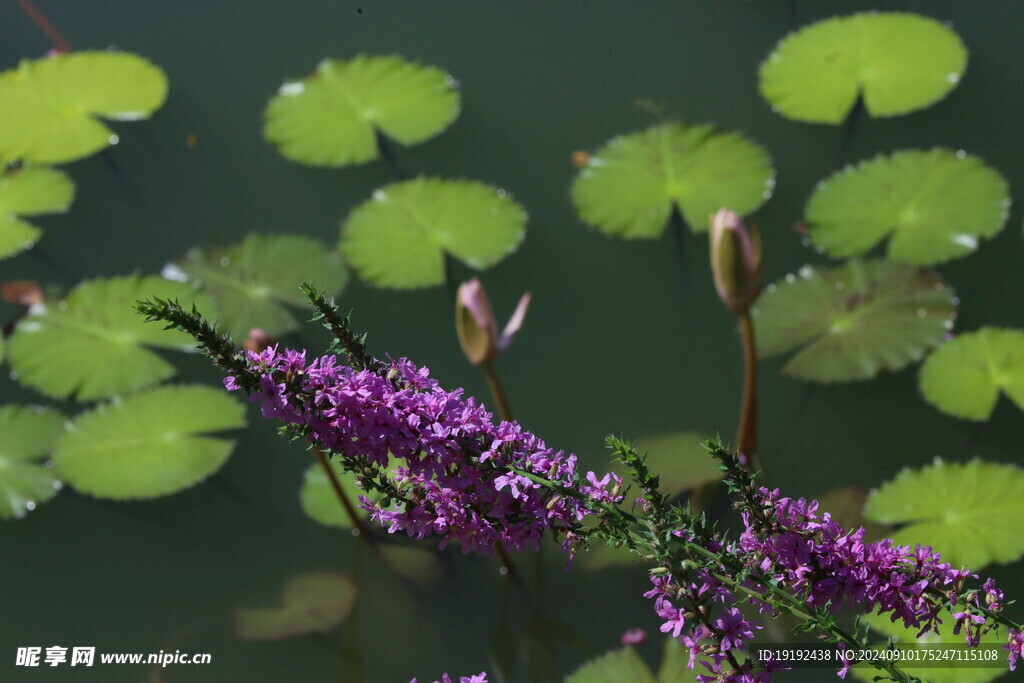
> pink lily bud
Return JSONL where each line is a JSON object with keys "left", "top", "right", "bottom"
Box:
{"left": 709, "top": 208, "right": 762, "bottom": 314}
{"left": 455, "top": 278, "right": 531, "bottom": 365}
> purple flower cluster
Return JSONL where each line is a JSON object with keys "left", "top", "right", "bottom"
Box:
{"left": 225, "top": 346, "right": 621, "bottom": 555}
{"left": 410, "top": 672, "right": 487, "bottom": 683}
{"left": 738, "top": 488, "right": 994, "bottom": 641}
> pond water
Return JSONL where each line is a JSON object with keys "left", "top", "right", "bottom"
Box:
{"left": 2, "top": 1, "right": 1023, "bottom": 681}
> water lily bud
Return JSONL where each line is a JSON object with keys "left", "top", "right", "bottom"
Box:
{"left": 455, "top": 278, "right": 531, "bottom": 366}
{"left": 243, "top": 328, "right": 272, "bottom": 353}
{"left": 709, "top": 208, "right": 762, "bottom": 314}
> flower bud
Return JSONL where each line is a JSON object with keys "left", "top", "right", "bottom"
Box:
{"left": 709, "top": 208, "right": 762, "bottom": 314}
{"left": 455, "top": 278, "right": 531, "bottom": 365}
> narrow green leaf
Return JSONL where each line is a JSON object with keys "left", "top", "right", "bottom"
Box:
{"left": 52, "top": 385, "right": 245, "bottom": 500}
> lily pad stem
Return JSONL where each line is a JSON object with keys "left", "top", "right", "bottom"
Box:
{"left": 481, "top": 358, "right": 513, "bottom": 422}
{"left": 736, "top": 309, "right": 759, "bottom": 470}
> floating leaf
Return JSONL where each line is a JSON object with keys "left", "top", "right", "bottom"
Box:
{"left": 0, "top": 51, "right": 168, "bottom": 163}
{"left": 865, "top": 459, "right": 1024, "bottom": 569}
{"left": 263, "top": 55, "right": 460, "bottom": 168}
{"left": 570, "top": 122, "right": 774, "bottom": 237}
{"left": 752, "top": 259, "right": 956, "bottom": 383}
{"left": 0, "top": 405, "right": 64, "bottom": 519}
{"left": 377, "top": 545, "right": 443, "bottom": 584}
{"left": 632, "top": 432, "right": 723, "bottom": 494}
{"left": 300, "top": 457, "right": 372, "bottom": 529}
{"left": 340, "top": 178, "right": 527, "bottom": 289}
{"left": 658, "top": 639, "right": 707, "bottom": 683}
{"left": 565, "top": 647, "right": 656, "bottom": 683}
{"left": 0, "top": 165, "right": 74, "bottom": 260}
{"left": 235, "top": 572, "right": 357, "bottom": 641}
{"left": 759, "top": 13, "right": 967, "bottom": 124}
{"left": 816, "top": 486, "right": 890, "bottom": 541}
{"left": 7, "top": 275, "right": 214, "bottom": 401}
{"left": 805, "top": 149, "right": 1010, "bottom": 265}
{"left": 852, "top": 611, "right": 1006, "bottom": 683}
{"left": 172, "top": 234, "right": 347, "bottom": 340}
{"left": 52, "top": 385, "right": 244, "bottom": 500}
{"left": 919, "top": 328, "right": 1024, "bottom": 421}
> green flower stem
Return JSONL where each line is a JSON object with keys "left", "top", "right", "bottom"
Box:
{"left": 315, "top": 446, "right": 374, "bottom": 538}
{"left": 736, "top": 309, "right": 758, "bottom": 464}
{"left": 481, "top": 359, "right": 513, "bottom": 422}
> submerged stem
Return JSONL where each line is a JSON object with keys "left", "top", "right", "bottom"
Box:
{"left": 315, "top": 446, "right": 373, "bottom": 538}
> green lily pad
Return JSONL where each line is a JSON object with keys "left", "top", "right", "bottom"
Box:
{"left": 0, "top": 51, "right": 168, "bottom": 163}
{"left": 300, "top": 457, "right": 371, "bottom": 529}
{"left": 0, "top": 165, "right": 74, "bottom": 259}
{"left": 263, "top": 55, "right": 460, "bottom": 168}
{"left": 7, "top": 274, "right": 215, "bottom": 401}
{"left": 633, "top": 432, "right": 723, "bottom": 495}
{"left": 235, "top": 572, "right": 358, "bottom": 641}
{"left": 377, "top": 545, "right": 443, "bottom": 585}
{"left": 752, "top": 259, "right": 956, "bottom": 383}
{"left": 0, "top": 405, "right": 65, "bottom": 520}
{"left": 52, "top": 384, "right": 244, "bottom": 500}
{"left": 171, "top": 234, "right": 347, "bottom": 340}
{"left": 919, "top": 328, "right": 1024, "bottom": 421}
{"left": 759, "top": 13, "right": 967, "bottom": 124}
{"left": 340, "top": 178, "right": 527, "bottom": 289}
{"left": 852, "top": 611, "right": 1007, "bottom": 683}
{"left": 570, "top": 122, "right": 774, "bottom": 237}
{"left": 566, "top": 647, "right": 656, "bottom": 683}
{"left": 865, "top": 459, "right": 1024, "bottom": 570}
{"left": 805, "top": 149, "right": 1010, "bottom": 265}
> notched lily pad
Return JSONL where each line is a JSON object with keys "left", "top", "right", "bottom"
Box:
{"left": 263, "top": 55, "right": 460, "bottom": 167}
{"left": 570, "top": 122, "right": 774, "bottom": 237}
{"left": 0, "top": 165, "right": 74, "bottom": 260}
{"left": 752, "top": 259, "right": 956, "bottom": 383}
{"left": 235, "top": 572, "right": 358, "bottom": 641}
{"left": 52, "top": 384, "right": 245, "bottom": 500}
{"left": 865, "top": 458, "right": 1024, "bottom": 570}
{"left": 853, "top": 610, "right": 1006, "bottom": 683}
{"left": 0, "top": 405, "right": 65, "bottom": 520}
{"left": 7, "top": 274, "right": 214, "bottom": 401}
{"left": 805, "top": 149, "right": 1010, "bottom": 265}
{"left": 0, "top": 51, "right": 168, "bottom": 163}
{"left": 171, "top": 233, "right": 348, "bottom": 340}
{"left": 760, "top": 13, "right": 967, "bottom": 124}
{"left": 919, "top": 327, "right": 1024, "bottom": 421}
{"left": 340, "top": 178, "right": 527, "bottom": 289}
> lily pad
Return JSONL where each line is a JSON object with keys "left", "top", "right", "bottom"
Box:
{"left": 853, "top": 611, "right": 1006, "bottom": 683}
{"left": 52, "top": 385, "right": 244, "bottom": 499}
{"left": 570, "top": 122, "right": 774, "bottom": 237}
{"left": 263, "top": 55, "right": 460, "bottom": 168}
{"left": 0, "top": 405, "right": 64, "bottom": 520}
{"left": 805, "top": 149, "right": 1010, "bottom": 265}
{"left": 752, "top": 259, "right": 956, "bottom": 383}
{"left": 340, "top": 178, "right": 527, "bottom": 289}
{"left": 377, "top": 545, "right": 443, "bottom": 585}
{"left": 0, "top": 165, "right": 74, "bottom": 259}
{"left": 7, "top": 274, "right": 214, "bottom": 401}
{"left": 865, "top": 458, "right": 1024, "bottom": 570}
{"left": 919, "top": 327, "right": 1024, "bottom": 421}
{"left": 171, "top": 234, "right": 347, "bottom": 340}
{"left": 566, "top": 647, "right": 656, "bottom": 683}
{"left": 0, "top": 51, "right": 168, "bottom": 163}
{"left": 235, "top": 572, "right": 357, "bottom": 641}
{"left": 300, "top": 457, "right": 370, "bottom": 529}
{"left": 622, "top": 432, "right": 722, "bottom": 495}
{"left": 759, "top": 13, "right": 967, "bottom": 124}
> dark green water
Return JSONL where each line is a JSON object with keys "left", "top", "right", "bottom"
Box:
{"left": 2, "top": 1, "right": 1023, "bottom": 681}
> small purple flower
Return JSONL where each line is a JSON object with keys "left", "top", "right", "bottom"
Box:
{"left": 1006, "top": 630, "right": 1024, "bottom": 671}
